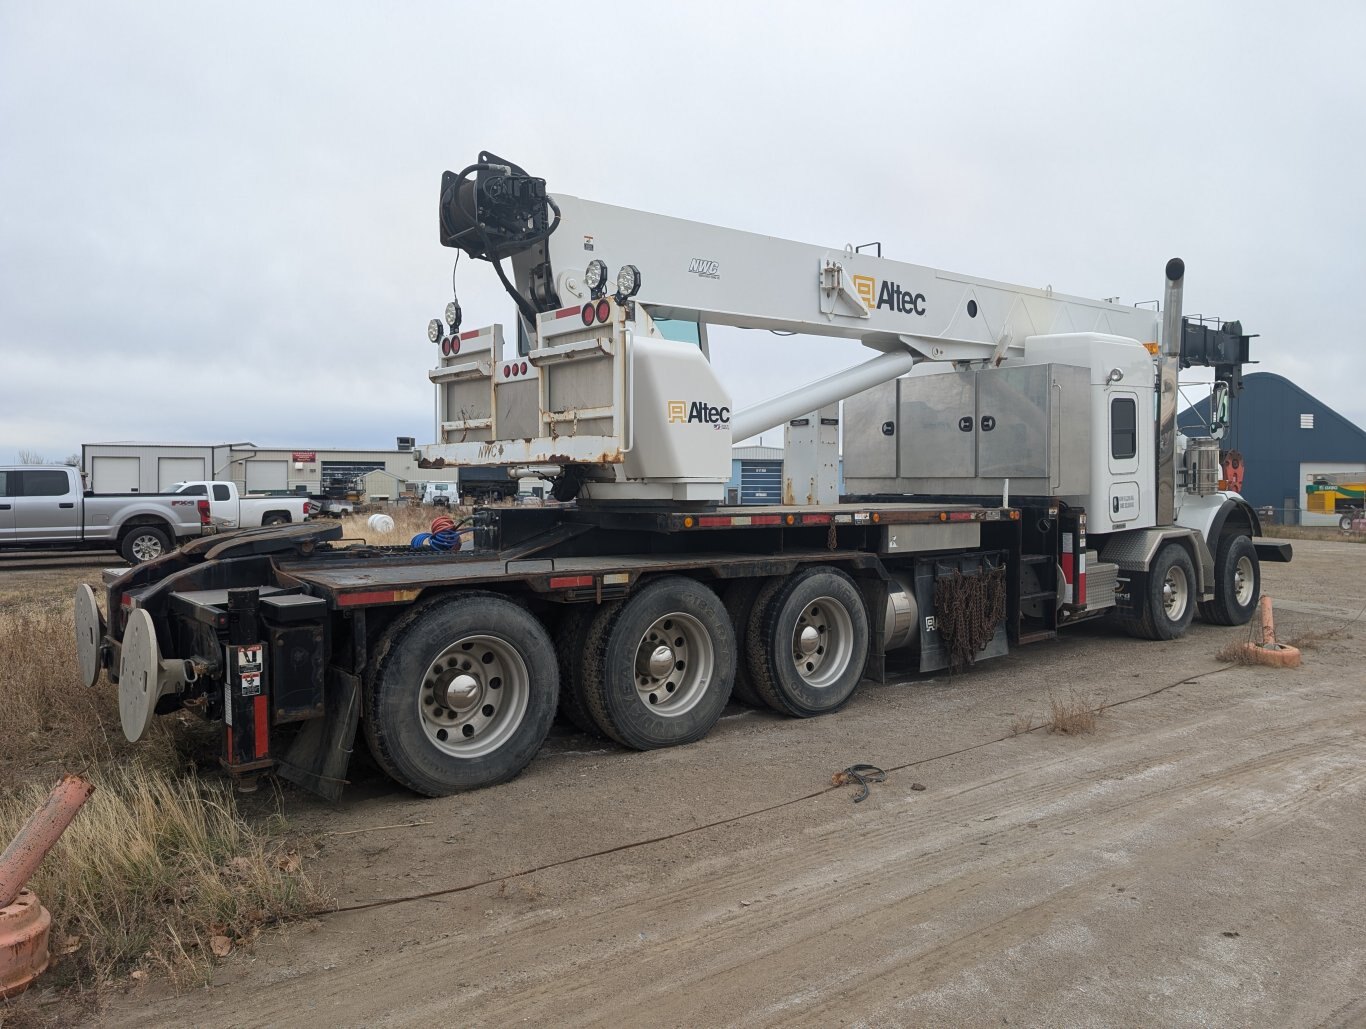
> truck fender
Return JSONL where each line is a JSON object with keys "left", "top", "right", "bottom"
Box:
{"left": 1207, "top": 496, "right": 1262, "bottom": 544}
{"left": 1100, "top": 527, "right": 1211, "bottom": 599}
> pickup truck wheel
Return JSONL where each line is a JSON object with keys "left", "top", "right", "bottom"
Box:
{"left": 263, "top": 514, "right": 289, "bottom": 526}
{"left": 121, "top": 525, "right": 171, "bottom": 564}
{"left": 749, "top": 568, "right": 869, "bottom": 718}
{"left": 363, "top": 593, "right": 558, "bottom": 795}
{"left": 580, "top": 576, "right": 735, "bottom": 750}
{"left": 1198, "top": 534, "right": 1260, "bottom": 626}
{"left": 1123, "top": 542, "right": 1197, "bottom": 641}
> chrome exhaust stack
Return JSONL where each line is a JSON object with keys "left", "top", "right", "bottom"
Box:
{"left": 1156, "top": 258, "right": 1184, "bottom": 525}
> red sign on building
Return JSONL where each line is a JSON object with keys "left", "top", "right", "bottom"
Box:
{"left": 292, "top": 451, "right": 317, "bottom": 463}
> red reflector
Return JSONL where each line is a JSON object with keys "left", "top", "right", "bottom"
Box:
{"left": 697, "top": 516, "right": 732, "bottom": 526}
{"left": 549, "top": 575, "right": 593, "bottom": 589}
{"left": 440, "top": 338, "right": 452, "bottom": 356}
{"left": 750, "top": 515, "right": 783, "bottom": 525}
{"left": 510, "top": 363, "right": 518, "bottom": 377}
{"left": 802, "top": 514, "right": 832, "bottom": 524}
{"left": 503, "top": 364, "right": 511, "bottom": 377}
{"left": 581, "top": 303, "right": 595, "bottom": 326}
{"left": 556, "top": 305, "right": 581, "bottom": 319}
{"left": 520, "top": 361, "right": 528, "bottom": 375}
{"left": 595, "top": 298, "right": 611, "bottom": 324}
{"left": 121, "top": 594, "right": 134, "bottom": 607}
{"left": 459, "top": 329, "right": 479, "bottom": 340}
{"left": 948, "top": 511, "right": 974, "bottom": 521}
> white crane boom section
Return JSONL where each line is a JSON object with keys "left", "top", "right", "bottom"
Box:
{"left": 517, "top": 194, "right": 1161, "bottom": 361}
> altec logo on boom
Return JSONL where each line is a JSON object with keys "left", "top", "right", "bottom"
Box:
{"left": 668, "top": 400, "right": 731, "bottom": 427}
{"left": 853, "top": 275, "right": 927, "bottom": 316}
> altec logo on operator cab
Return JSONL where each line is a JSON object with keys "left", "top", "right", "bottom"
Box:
{"left": 668, "top": 400, "right": 731, "bottom": 428}
{"left": 852, "top": 274, "right": 927, "bottom": 316}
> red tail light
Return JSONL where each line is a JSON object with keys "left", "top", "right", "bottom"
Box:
{"left": 441, "top": 338, "right": 453, "bottom": 357}
{"left": 595, "top": 299, "right": 611, "bottom": 324}
{"left": 197, "top": 499, "right": 211, "bottom": 525}
{"left": 581, "top": 302, "right": 595, "bottom": 326}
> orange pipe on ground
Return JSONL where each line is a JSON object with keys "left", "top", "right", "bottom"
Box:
{"left": 1258, "top": 595, "right": 1276, "bottom": 646}
{"left": 0, "top": 775, "right": 95, "bottom": 908}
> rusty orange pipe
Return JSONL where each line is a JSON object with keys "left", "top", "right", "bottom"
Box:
{"left": 1259, "top": 595, "right": 1276, "bottom": 647}
{"left": 0, "top": 775, "right": 94, "bottom": 908}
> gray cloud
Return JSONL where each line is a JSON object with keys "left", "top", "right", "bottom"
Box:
{"left": 3, "top": 1, "right": 1363, "bottom": 462}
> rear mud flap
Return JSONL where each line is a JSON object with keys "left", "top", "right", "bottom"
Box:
{"left": 276, "top": 668, "right": 360, "bottom": 802}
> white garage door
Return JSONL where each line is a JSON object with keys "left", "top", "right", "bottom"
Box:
{"left": 158, "top": 456, "right": 206, "bottom": 491}
{"left": 91, "top": 456, "right": 141, "bottom": 493}
{"left": 245, "top": 460, "right": 289, "bottom": 492}
{"left": 1300, "top": 461, "right": 1366, "bottom": 527}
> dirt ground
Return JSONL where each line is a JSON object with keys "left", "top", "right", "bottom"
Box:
{"left": 8, "top": 540, "right": 1366, "bottom": 1027}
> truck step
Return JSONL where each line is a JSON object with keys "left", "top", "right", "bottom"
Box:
{"left": 1017, "top": 629, "right": 1057, "bottom": 645}
{"left": 1020, "top": 553, "right": 1054, "bottom": 564}
{"left": 1019, "top": 590, "right": 1056, "bottom": 602}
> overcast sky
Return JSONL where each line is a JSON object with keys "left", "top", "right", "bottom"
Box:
{"left": 3, "top": 1, "right": 1363, "bottom": 463}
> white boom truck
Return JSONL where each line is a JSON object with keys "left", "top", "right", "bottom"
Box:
{"left": 77, "top": 152, "right": 1288, "bottom": 800}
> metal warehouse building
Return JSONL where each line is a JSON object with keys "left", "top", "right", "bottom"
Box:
{"left": 81, "top": 439, "right": 457, "bottom": 496}
{"left": 1179, "top": 371, "right": 1366, "bottom": 526}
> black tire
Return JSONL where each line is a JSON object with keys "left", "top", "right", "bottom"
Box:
{"left": 120, "top": 524, "right": 172, "bottom": 564}
{"left": 749, "top": 567, "right": 869, "bottom": 718}
{"left": 1122, "top": 542, "right": 1198, "bottom": 641}
{"left": 553, "top": 604, "right": 606, "bottom": 736}
{"left": 580, "top": 576, "right": 735, "bottom": 750}
{"left": 263, "top": 513, "right": 289, "bottom": 526}
{"left": 362, "top": 592, "right": 558, "bottom": 796}
{"left": 720, "top": 578, "right": 770, "bottom": 708}
{"left": 1342, "top": 512, "right": 1358, "bottom": 532}
{"left": 1198, "top": 534, "right": 1260, "bottom": 626}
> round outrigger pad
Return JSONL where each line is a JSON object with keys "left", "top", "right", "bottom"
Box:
{"left": 118, "top": 608, "right": 164, "bottom": 743}
{"left": 75, "top": 583, "right": 105, "bottom": 688}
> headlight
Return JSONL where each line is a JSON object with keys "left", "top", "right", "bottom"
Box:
{"left": 444, "top": 301, "right": 461, "bottom": 328}
{"left": 584, "top": 259, "right": 608, "bottom": 295}
{"left": 427, "top": 319, "right": 443, "bottom": 344}
{"left": 615, "top": 264, "right": 641, "bottom": 300}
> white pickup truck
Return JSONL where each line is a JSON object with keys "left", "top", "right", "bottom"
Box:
{"left": 0, "top": 465, "right": 213, "bottom": 563}
{"left": 170, "top": 481, "right": 312, "bottom": 530}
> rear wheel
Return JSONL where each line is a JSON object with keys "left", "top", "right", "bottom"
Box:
{"left": 120, "top": 525, "right": 171, "bottom": 564}
{"left": 263, "top": 513, "right": 289, "bottom": 526}
{"left": 363, "top": 593, "right": 558, "bottom": 795}
{"left": 749, "top": 568, "right": 869, "bottom": 717}
{"left": 580, "top": 577, "right": 735, "bottom": 750}
{"left": 720, "top": 578, "right": 769, "bottom": 708}
{"left": 1122, "top": 542, "right": 1197, "bottom": 641}
{"left": 1199, "top": 534, "right": 1260, "bottom": 626}
{"left": 553, "top": 604, "right": 605, "bottom": 736}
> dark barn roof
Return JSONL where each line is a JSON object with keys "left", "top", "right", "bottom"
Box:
{"left": 1178, "top": 372, "right": 1366, "bottom": 511}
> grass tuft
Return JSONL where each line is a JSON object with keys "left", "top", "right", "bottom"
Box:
{"left": 0, "top": 766, "right": 326, "bottom": 991}
{"left": 1047, "top": 691, "right": 1100, "bottom": 735}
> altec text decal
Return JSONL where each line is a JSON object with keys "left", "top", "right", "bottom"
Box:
{"left": 852, "top": 275, "right": 927, "bottom": 316}
{"left": 668, "top": 400, "right": 731, "bottom": 428}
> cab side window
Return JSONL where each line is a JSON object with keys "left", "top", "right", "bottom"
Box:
{"left": 0, "top": 471, "right": 9, "bottom": 497}
{"left": 213, "top": 484, "right": 231, "bottom": 501}
{"left": 1111, "top": 397, "right": 1137, "bottom": 460}
{"left": 20, "top": 469, "right": 71, "bottom": 497}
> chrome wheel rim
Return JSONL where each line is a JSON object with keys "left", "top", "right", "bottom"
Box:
{"left": 419, "top": 634, "right": 529, "bottom": 757}
{"left": 130, "top": 533, "right": 165, "bottom": 562}
{"left": 1232, "top": 554, "right": 1255, "bottom": 607}
{"left": 632, "top": 612, "right": 713, "bottom": 716}
{"left": 1162, "top": 564, "right": 1190, "bottom": 620}
{"left": 790, "top": 596, "right": 855, "bottom": 688}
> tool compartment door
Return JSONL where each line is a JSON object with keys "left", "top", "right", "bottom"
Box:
{"left": 896, "top": 370, "right": 977, "bottom": 478}
{"left": 975, "top": 364, "right": 1051, "bottom": 479}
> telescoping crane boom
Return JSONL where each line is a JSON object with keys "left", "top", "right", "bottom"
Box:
{"left": 78, "top": 150, "right": 1285, "bottom": 803}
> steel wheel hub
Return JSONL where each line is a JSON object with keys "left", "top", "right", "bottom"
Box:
{"left": 791, "top": 598, "right": 855, "bottom": 689}
{"left": 633, "top": 613, "right": 713, "bottom": 717}
{"left": 1163, "top": 566, "right": 1189, "bottom": 617}
{"left": 419, "top": 634, "right": 529, "bottom": 758}
{"left": 1233, "top": 555, "right": 1254, "bottom": 606}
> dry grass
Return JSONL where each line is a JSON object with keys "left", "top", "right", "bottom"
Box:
{"left": 1011, "top": 691, "right": 1103, "bottom": 737}
{"left": 0, "top": 606, "right": 180, "bottom": 777}
{"left": 0, "top": 589, "right": 325, "bottom": 1013}
{"left": 1266, "top": 524, "right": 1366, "bottom": 543}
{"left": 0, "top": 766, "right": 326, "bottom": 992}
{"left": 1048, "top": 691, "right": 1100, "bottom": 734}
